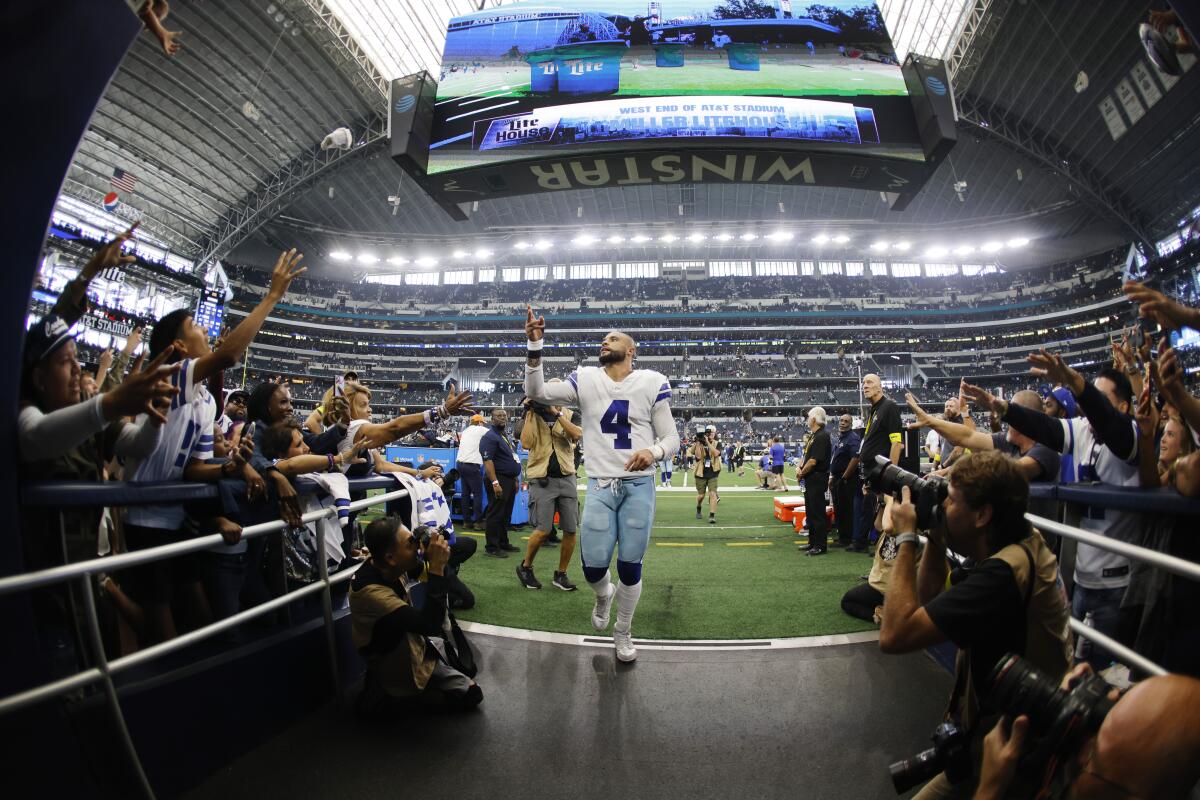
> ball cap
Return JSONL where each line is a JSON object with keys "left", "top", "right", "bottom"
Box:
{"left": 23, "top": 315, "right": 75, "bottom": 369}
{"left": 470, "top": 414, "right": 485, "bottom": 424}
{"left": 226, "top": 389, "right": 249, "bottom": 404}
{"left": 1047, "top": 386, "right": 1078, "bottom": 418}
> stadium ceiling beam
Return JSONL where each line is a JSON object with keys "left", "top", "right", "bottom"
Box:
{"left": 281, "top": 0, "right": 388, "bottom": 106}
{"left": 946, "top": 0, "right": 1008, "bottom": 97}
{"left": 193, "top": 111, "right": 387, "bottom": 266}
{"left": 956, "top": 94, "right": 1156, "bottom": 252}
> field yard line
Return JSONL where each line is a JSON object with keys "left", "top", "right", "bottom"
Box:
{"left": 656, "top": 542, "right": 703, "bottom": 547}
{"left": 726, "top": 542, "right": 774, "bottom": 547}
{"left": 653, "top": 524, "right": 772, "bottom": 529}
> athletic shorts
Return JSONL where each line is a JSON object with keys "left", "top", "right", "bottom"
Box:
{"left": 579, "top": 475, "right": 656, "bottom": 569}
{"left": 528, "top": 475, "right": 579, "bottom": 534}
{"left": 695, "top": 475, "right": 719, "bottom": 494}
{"left": 771, "top": 465, "right": 784, "bottom": 475}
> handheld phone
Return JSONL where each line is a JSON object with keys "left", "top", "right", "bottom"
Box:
{"left": 244, "top": 421, "right": 257, "bottom": 442}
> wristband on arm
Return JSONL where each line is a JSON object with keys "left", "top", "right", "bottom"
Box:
{"left": 527, "top": 338, "right": 544, "bottom": 359}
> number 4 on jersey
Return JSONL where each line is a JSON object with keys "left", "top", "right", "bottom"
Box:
{"left": 600, "top": 400, "right": 632, "bottom": 450}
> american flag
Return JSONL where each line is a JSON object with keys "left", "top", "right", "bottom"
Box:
{"left": 110, "top": 168, "right": 137, "bottom": 194}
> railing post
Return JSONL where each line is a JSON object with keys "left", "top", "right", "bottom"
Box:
{"left": 1059, "top": 500, "right": 1081, "bottom": 597}
{"left": 77, "top": 575, "right": 156, "bottom": 800}
{"left": 60, "top": 512, "right": 91, "bottom": 673}
{"left": 314, "top": 511, "right": 344, "bottom": 704}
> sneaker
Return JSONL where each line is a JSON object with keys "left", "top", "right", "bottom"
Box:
{"left": 552, "top": 571, "right": 578, "bottom": 592}
{"left": 499, "top": 542, "right": 520, "bottom": 552}
{"left": 484, "top": 547, "right": 507, "bottom": 558}
{"left": 695, "top": 509, "right": 702, "bottom": 520}
{"left": 708, "top": 516, "right": 716, "bottom": 525}
{"left": 806, "top": 547, "right": 827, "bottom": 557}
{"left": 591, "top": 585, "right": 615, "bottom": 631}
{"left": 516, "top": 563, "right": 541, "bottom": 589}
{"left": 613, "top": 626, "right": 637, "bottom": 662}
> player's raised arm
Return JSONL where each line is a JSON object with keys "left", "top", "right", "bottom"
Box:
{"left": 524, "top": 304, "right": 578, "bottom": 405}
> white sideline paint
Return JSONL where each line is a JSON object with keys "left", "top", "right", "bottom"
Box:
{"left": 458, "top": 620, "right": 880, "bottom": 651}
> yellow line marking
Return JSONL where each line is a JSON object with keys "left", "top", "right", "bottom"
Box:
{"left": 458, "top": 531, "right": 485, "bottom": 538}
{"left": 656, "top": 542, "right": 704, "bottom": 547}
{"left": 726, "top": 542, "right": 774, "bottom": 547}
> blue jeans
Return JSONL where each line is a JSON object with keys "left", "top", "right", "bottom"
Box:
{"left": 580, "top": 476, "right": 657, "bottom": 574}
{"left": 1072, "top": 584, "right": 1125, "bottom": 670}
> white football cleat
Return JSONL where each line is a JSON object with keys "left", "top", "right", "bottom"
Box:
{"left": 613, "top": 627, "right": 637, "bottom": 663}
{"left": 591, "top": 585, "right": 615, "bottom": 631}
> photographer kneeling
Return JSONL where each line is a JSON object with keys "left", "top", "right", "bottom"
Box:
{"left": 350, "top": 517, "right": 482, "bottom": 715}
{"left": 878, "top": 451, "right": 1072, "bottom": 799}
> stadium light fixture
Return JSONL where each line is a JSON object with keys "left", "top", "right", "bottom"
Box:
{"left": 812, "top": 234, "right": 830, "bottom": 244}
{"left": 1007, "top": 237, "right": 1030, "bottom": 248}
{"left": 415, "top": 256, "right": 438, "bottom": 268}
{"left": 981, "top": 241, "right": 1003, "bottom": 253}
{"left": 534, "top": 240, "right": 553, "bottom": 251}
{"left": 572, "top": 234, "right": 597, "bottom": 246}
{"left": 329, "top": 251, "right": 352, "bottom": 261}
{"left": 357, "top": 253, "right": 379, "bottom": 265}
{"left": 452, "top": 250, "right": 468, "bottom": 259}
{"left": 687, "top": 233, "right": 706, "bottom": 243}
{"left": 894, "top": 241, "right": 912, "bottom": 251}
{"left": 740, "top": 233, "right": 758, "bottom": 241}
{"left": 767, "top": 231, "right": 793, "bottom": 241}
{"left": 832, "top": 234, "right": 850, "bottom": 244}
{"left": 386, "top": 256, "right": 408, "bottom": 266}
{"left": 514, "top": 241, "right": 530, "bottom": 251}
{"left": 661, "top": 233, "right": 678, "bottom": 243}
{"left": 631, "top": 234, "right": 651, "bottom": 243}
{"left": 607, "top": 234, "right": 625, "bottom": 245}
{"left": 713, "top": 233, "right": 733, "bottom": 242}
{"left": 953, "top": 245, "right": 975, "bottom": 256}
{"left": 925, "top": 245, "right": 949, "bottom": 258}
{"left": 474, "top": 248, "right": 492, "bottom": 259}
{"left": 870, "top": 241, "right": 889, "bottom": 251}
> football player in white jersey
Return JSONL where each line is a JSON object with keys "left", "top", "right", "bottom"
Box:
{"left": 523, "top": 307, "right": 679, "bottom": 662}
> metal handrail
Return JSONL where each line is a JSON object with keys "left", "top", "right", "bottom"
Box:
{"left": 3, "top": 482, "right": 409, "bottom": 799}
{"left": 0, "top": 488, "right": 407, "bottom": 597}
{"left": 1026, "top": 514, "right": 1200, "bottom": 583}
{"left": 1068, "top": 618, "right": 1166, "bottom": 678}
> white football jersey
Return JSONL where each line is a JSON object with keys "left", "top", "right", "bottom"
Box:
{"left": 567, "top": 366, "right": 672, "bottom": 479}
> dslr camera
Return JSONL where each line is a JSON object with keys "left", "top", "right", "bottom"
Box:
{"left": 521, "top": 395, "right": 556, "bottom": 423}
{"left": 865, "top": 455, "right": 948, "bottom": 529}
{"left": 413, "top": 523, "right": 454, "bottom": 551}
{"left": 888, "top": 653, "right": 1116, "bottom": 794}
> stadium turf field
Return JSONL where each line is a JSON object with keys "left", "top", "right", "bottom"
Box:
{"left": 364, "top": 468, "right": 878, "bottom": 640}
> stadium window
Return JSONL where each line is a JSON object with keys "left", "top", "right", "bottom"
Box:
{"left": 800, "top": 261, "right": 815, "bottom": 276}
{"left": 552, "top": 265, "right": 567, "bottom": 280}
{"left": 569, "top": 263, "right": 612, "bottom": 280}
{"left": 891, "top": 262, "right": 921, "bottom": 277}
{"left": 870, "top": 262, "right": 888, "bottom": 276}
{"left": 709, "top": 261, "right": 752, "bottom": 277}
{"left": 755, "top": 260, "right": 797, "bottom": 277}
{"left": 844, "top": 261, "right": 864, "bottom": 276}
{"left": 960, "top": 264, "right": 984, "bottom": 276}
{"left": 524, "top": 266, "right": 547, "bottom": 281}
{"left": 478, "top": 268, "right": 496, "bottom": 282}
{"left": 501, "top": 267, "right": 522, "bottom": 282}
{"left": 818, "top": 261, "right": 842, "bottom": 275}
{"left": 364, "top": 273, "right": 404, "bottom": 286}
{"left": 616, "top": 262, "right": 659, "bottom": 278}
{"left": 924, "top": 263, "right": 958, "bottom": 277}
{"left": 443, "top": 269, "right": 475, "bottom": 285}
{"left": 404, "top": 272, "right": 439, "bottom": 286}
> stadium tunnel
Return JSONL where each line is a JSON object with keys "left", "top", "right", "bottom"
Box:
{"left": 4, "top": 1, "right": 1200, "bottom": 798}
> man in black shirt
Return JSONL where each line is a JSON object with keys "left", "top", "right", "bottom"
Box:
{"left": 905, "top": 389, "right": 1061, "bottom": 483}
{"left": 828, "top": 414, "right": 861, "bottom": 547}
{"left": 878, "top": 451, "right": 1071, "bottom": 799}
{"left": 480, "top": 408, "right": 522, "bottom": 557}
{"left": 798, "top": 407, "right": 833, "bottom": 555}
{"left": 841, "top": 373, "right": 903, "bottom": 552}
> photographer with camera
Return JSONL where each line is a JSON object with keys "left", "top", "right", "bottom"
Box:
{"left": 691, "top": 425, "right": 722, "bottom": 525}
{"left": 350, "top": 517, "right": 482, "bottom": 715}
{"left": 516, "top": 388, "right": 583, "bottom": 591}
{"left": 974, "top": 661, "right": 1200, "bottom": 799}
{"left": 875, "top": 451, "right": 1072, "bottom": 799}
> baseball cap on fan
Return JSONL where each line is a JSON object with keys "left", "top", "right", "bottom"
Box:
{"left": 23, "top": 315, "right": 75, "bottom": 368}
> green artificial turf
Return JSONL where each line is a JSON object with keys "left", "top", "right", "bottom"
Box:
{"left": 379, "top": 467, "right": 879, "bottom": 640}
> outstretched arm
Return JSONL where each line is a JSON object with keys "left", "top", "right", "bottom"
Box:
{"left": 962, "top": 380, "right": 1066, "bottom": 453}
{"left": 523, "top": 305, "right": 579, "bottom": 405}
{"left": 905, "top": 393, "right": 994, "bottom": 452}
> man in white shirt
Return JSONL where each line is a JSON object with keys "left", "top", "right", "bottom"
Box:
{"left": 456, "top": 414, "right": 488, "bottom": 530}
{"left": 524, "top": 307, "right": 680, "bottom": 662}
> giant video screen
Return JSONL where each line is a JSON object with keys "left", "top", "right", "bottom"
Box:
{"left": 427, "top": 0, "right": 919, "bottom": 174}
